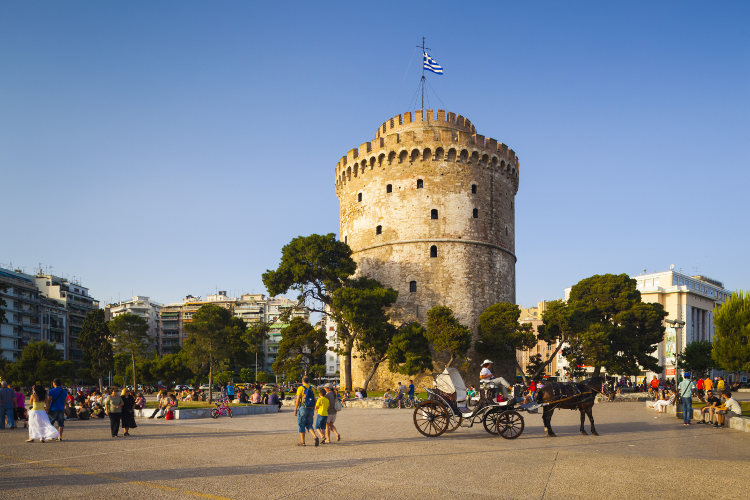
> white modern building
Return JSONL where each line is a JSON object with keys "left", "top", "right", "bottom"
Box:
{"left": 105, "top": 296, "right": 163, "bottom": 354}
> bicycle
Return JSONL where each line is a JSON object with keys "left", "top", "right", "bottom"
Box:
{"left": 211, "top": 398, "right": 233, "bottom": 419}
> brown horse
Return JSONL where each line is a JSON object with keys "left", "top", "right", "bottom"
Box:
{"left": 535, "top": 377, "right": 611, "bottom": 437}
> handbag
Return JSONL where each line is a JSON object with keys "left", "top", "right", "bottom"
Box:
{"left": 334, "top": 399, "right": 344, "bottom": 411}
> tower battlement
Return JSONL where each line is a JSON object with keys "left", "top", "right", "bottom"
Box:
{"left": 334, "top": 109, "right": 519, "bottom": 196}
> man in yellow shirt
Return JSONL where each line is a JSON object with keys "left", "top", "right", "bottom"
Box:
{"left": 314, "top": 387, "right": 330, "bottom": 444}
{"left": 294, "top": 376, "right": 318, "bottom": 446}
{"left": 703, "top": 376, "right": 713, "bottom": 399}
{"left": 716, "top": 377, "right": 725, "bottom": 393}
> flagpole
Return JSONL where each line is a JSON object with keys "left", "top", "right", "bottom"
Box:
{"left": 421, "top": 36, "right": 426, "bottom": 111}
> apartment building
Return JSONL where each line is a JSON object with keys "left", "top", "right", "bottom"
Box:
{"left": 105, "top": 296, "right": 163, "bottom": 354}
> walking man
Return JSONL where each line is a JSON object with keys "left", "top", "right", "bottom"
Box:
{"left": 0, "top": 381, "right": 17, "bottom": 430}
{"left": 48, "top": 378, "right": 67, "bottom": 441}
{"left": 294, "top": 376, "right": 317, "bottom": 446}
{"left": 677, "top": 373, "right": 694, "bottom": 426}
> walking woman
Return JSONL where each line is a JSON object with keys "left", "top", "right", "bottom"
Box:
{"left": 120, "top": 388, "right": 137, "bottom": 437}
{"left": 27, "top": 384, "right": 59, "bottom": 443}
{"left": 105, "top": 387, "right": 123, "bottom": 438}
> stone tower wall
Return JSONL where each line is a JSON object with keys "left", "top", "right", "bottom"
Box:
{"left": 335, "top": 109, "right": 519, "bottom": 390}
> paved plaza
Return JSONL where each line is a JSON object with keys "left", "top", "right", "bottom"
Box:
{"left": 1, "top": 401, "right": 749, "bottom": 499}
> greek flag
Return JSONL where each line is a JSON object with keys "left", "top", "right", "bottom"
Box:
{"left": 423, "top": 52, "right": 444, "bottom": 75}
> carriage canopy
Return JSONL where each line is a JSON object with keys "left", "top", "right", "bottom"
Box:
{"left": 435, "top": 367, "right": 467, "bottom": 403}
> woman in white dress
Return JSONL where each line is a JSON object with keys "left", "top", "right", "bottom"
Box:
{"left": 27, "top": 384, "right": 59, "bottom": 443}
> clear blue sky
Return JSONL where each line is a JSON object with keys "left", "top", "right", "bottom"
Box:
{"left": 2, "top": 1, "right": 748, "bottom": 307}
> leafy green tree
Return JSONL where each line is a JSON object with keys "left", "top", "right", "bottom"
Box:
{"left": 263, "top": 234, "right": 399, "bottom": 390}
{"left": 215, "top": 370, "right": 234, "bottom": 386}
{"left": 386, "top": 322, "right": 433, "bottom": 376}
{"left": 113, "top": 352, "right": 131, "bottom": 383}
{"left": 676, "top": 340, "right": 714, "bottom": 377}
{"left": 425, "top": 306, "right": 472, "bottom": 368}
{"left": 79, "top": 309, "right": 113, "bottom": 391}
{"left": 331, "top": 277, "right": 398, "bottom": 390}
{"left": 224, "top": 316, "right": 249, "bottom": 374}
{"left": 150, "top": 350, "right": 194, "bottom": 386}
{"left": 525, "top": 354, "right": 546, "bottom": 381}
{"left": 243, "top": 322, "right": 270, "bottom": 373}
{"left": 712, "top": 291, "right": 750, "bottom": 373}
{"left": 1, "top": 341, "right": 73, "bottom": 386}
{"left": 272, "top": 317, "right": 327, "bottom": 382}
{"left": 239, "top": 367, "right": 254, "bottom": 382}
{"left": 476, "top": 302, "right": 536, "bottom": 383}
{"left": 566, "top": 274, "right": 666, "bottom": 376}
{"left": 256, "top": 371, "right": 271, "bottom": 383}
{"left": 108, "top": 313, "right": 150, "bottom": 390}
{"left": 183, "top": 304, "right": 234, "bottom": 402}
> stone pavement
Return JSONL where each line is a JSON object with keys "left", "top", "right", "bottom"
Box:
{"left": 1, "top": 401, "right": 748, "bottom": 499}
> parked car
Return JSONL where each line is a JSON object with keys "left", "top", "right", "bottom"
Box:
{"left": 261, "top": 383, "right": 278, "bottom": 391}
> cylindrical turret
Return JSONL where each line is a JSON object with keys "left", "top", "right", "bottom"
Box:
{"left": 335, "top": 109, "right": 519, "bottom": 387}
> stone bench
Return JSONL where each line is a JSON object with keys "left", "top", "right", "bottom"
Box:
{"left": 134, "top": 404, "right": 279, "bottom": 420}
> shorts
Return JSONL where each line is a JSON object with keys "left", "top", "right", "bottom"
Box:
{"left": 717, "top": 410, "right": 738, "bottom": 417}
{"left": 315, "top": 414, "right": 328, "bottom": 430}
{"left": 297, "top": 407, "right": 314, "bottom": 433}
{"left": 326, "top": 413, "right": 337, "bottom": 424}
{"left": 49, "top": 410, "right": 65, "bottom": 427}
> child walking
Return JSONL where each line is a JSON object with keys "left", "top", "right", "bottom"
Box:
{"left": 314, "top": 387, "right": 329, "bottom": 444}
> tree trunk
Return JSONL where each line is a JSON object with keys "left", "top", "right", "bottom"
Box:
{"left": 208, "top": 350, "right": 213, "bottom": 403}
{"left": 593, "top": 365, "right": 602, "bottom": 378}
{"left": 342, "top": 338, "right": 355, "bottom": 391}
{"left": 515, "top": 359, "right": 529, "bottom": 387}
{"left": 446, "top": 353, "right": 454, "bottom": 368}
{"left": 98, "top": 376, "right": 103, "bottom": 393}
{"left": 131, "top": 352, "right": 137, "bottom": 392}
{"left": 362, "top": 359, "right": 383, "bottom": 392}
{"left": 530, "top": 341, "right": 566, "bottom": 381}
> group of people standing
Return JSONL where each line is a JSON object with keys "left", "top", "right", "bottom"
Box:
{"left": 293, "top": 376, "right": 341, "bottom": 446}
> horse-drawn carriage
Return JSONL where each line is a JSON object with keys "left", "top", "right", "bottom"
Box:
{"left": 413, "top": 367, "right": 526, "bottom": 439}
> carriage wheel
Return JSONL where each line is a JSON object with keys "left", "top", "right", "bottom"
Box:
{"left": 446, "top": 414, "right": 463, "bottom": 433}
{"left": 495, "top": 410, "right": 524, "bottom": 439}
{"left": 413, "top": 401, "right": 450, "bottom": 437}
{"left": 482, "top": 408, "right": 503, "bottom": 435}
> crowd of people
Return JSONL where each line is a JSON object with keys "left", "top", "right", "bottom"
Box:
{"left": 649, "top": 373, "right": 743, "bottom": 428}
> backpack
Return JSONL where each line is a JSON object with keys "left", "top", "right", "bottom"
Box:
{"left": 303, "top": 385, "right": 315, "bottom": 408}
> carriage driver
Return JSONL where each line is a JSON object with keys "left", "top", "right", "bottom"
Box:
{"left": 480, "top": 360, "right": 494, "bottom": 380}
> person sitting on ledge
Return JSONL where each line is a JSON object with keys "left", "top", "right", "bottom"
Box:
{"left": 713, "top": 391, "right": 742, "bottom": 428}
{"left": 653, "top": 390, "right": 676, "bottom": 413}
{"left": 697, "top": 390, "right": 720, "bottom": 423}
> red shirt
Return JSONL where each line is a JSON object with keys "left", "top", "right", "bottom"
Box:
{"left": 651, "top": 379, "right": 659, "bottom": 389}
{"left": 696, "top": 378, "right": 704, "bottom": 390}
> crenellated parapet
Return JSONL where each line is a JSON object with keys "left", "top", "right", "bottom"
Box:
{"left": 334, "top": 109, "right": 519, "bottom": 195}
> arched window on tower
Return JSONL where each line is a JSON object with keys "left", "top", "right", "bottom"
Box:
{"left": 431, "top": 209, "right": 438, "bottom": 220}
{"left": 386, "top": 184, "right": 392, "bottom": 193}
{"left": 416, "top": 179, "right": 424, "bottom": 189}
{"left": 376, "top": 225, "right": 382, "bottom": 235}
{"left": 430, "top": 245, "right": 437, "bottom": 258}
{"left": 473, "top": 208, "right": 479, "bottom": 218}
{"left": 357, "top": 192, "right": 362, "bottom": 202}
{"left": 409, "top": 281, "right": 417, "bottom": 293}
{"left": 472, "top": 184, "right": 477, "bottom": 194}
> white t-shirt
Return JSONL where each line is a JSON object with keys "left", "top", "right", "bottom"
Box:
{"left": 480, "top": 367, "right": 493, "bottom": 379}
{"left": 723, "top": 397, "right": 741, "bottom": 414}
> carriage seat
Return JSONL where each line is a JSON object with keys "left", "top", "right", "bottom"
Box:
{"left": 458, "top": 407, "right": 474, "bottom": 417}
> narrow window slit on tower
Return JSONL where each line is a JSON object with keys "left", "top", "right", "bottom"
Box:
{"left": 386, "top": 184, "right": 392, "bottom": 193}
{"left": 431, "top": 209, "right": 438, "bottom": 220}
{"left": 416, "top": 179, "right": 423, "bottom": 189}
{"left": 473, "top": 208, "right": 478, "bottom": 218}
{"left": 357, "top": 193, "right": 362, "bottom": 202}
{"left": 409, "top": 281, "right": 417, "bottom": 293}
{"left": 430, "top": 245, "right": 437, "bottom": 258}
{"left": 376, "top": 225, "right": 382, "bottom": 235}
{"left": 472, "top": 184, "right": 477, "bottom": 194}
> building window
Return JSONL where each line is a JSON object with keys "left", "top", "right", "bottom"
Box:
{"left": 430, "top": 245, "right": 437, "bottom": 258}
{"left": 376, "top": 225, "right": 382, "bottom": 235}
{"left": 386, "top": 184, "right": 392, "bottom": 193}
{"left": 417, "top": 179, "right": 423, "bottom": 189}
{"left": 358, "top": 193, "right": 362, "bottom": 202}
{"left": 409, "top": 281, "right": 417, "bottom": 293}
{"left": 344, "top": 235, "right": 347, "bottom": 244}
{"left": 472, "top": 184, "right": 477, "bottom": 194}
{"left": 431, "top": 209, "right": 438, "bottom": 220}
{"left": 473, "top": 208, "right": 479, "bottom": 218}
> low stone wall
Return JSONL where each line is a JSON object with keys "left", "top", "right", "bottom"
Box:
{"left": 643, "top": 401, "right": 750, "bottom": 432}
{"left": 342, "top": 398, "right": 386, "bottom": 409}
{"left": 134, "top": 405, "right": 279, "bottom": 420}
{"left": 596, "top": 392, "right": 649, "bottom": 403}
